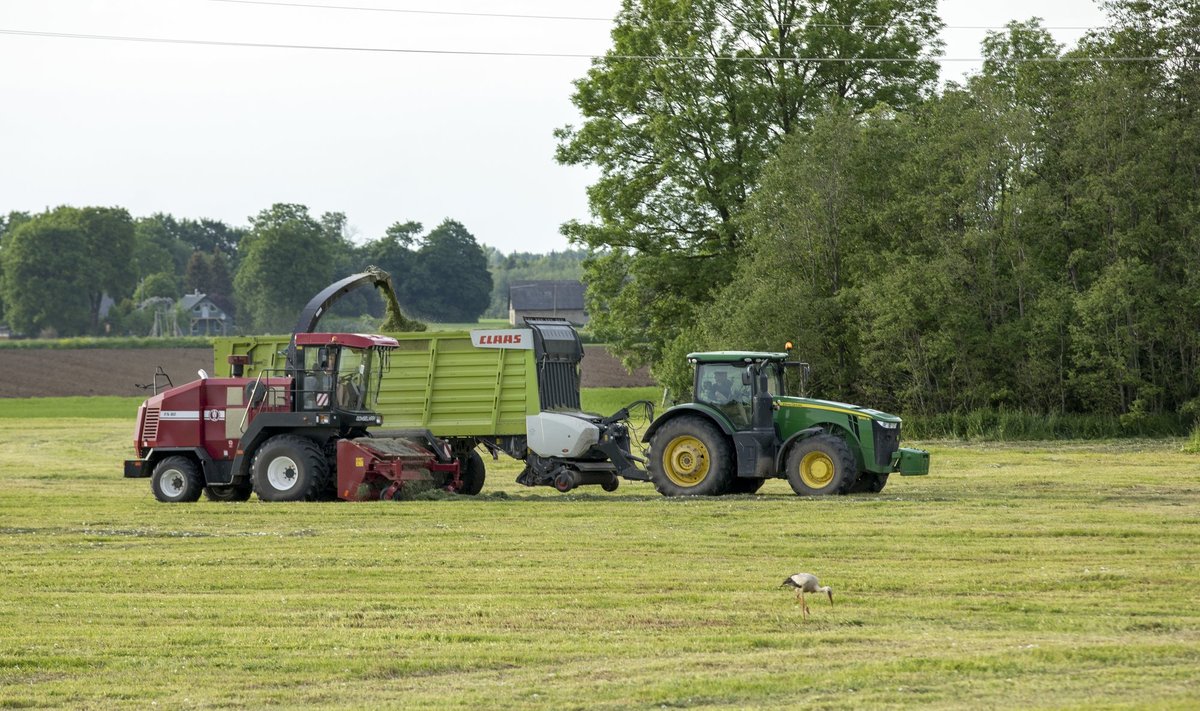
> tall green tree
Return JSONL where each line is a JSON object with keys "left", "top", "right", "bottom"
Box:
{"left": 406, "top": 220, "right": 492, "bottom": 322}
{"left": 365, "top": 221, "right": 423, "bottom": 310}
{"left": 184, "top": 252, "right": 214, "bottom": 296}
{"left": 132, "top": 214, "right": 191, "bottom": 281}
{"left": 175, "top": 217, "right": 245, "bottom": 260}
{"left": 676, "top": 10, "right": 1200, "bottom": 419}
{"left": 77, "top": 207, "right": 136, "bottom": 331}
{"left": 0, "top": 210, "right": 92, "bottom": 336}
{"left": 557, "top": 0, "right": 943, "bottom": 375}
{"left": 0, "top": 211, "right": 33, "bottom": 324}
{"left": 233, "top": 204, "right": 333, "bottom": 333}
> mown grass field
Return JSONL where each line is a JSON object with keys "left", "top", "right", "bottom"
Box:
{"left": 0, "top": 398, "right": 1198, "bottom": 709}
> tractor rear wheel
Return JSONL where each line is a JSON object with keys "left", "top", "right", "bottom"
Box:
{"left": 251, "top": 435, "right": 331, "bottom": 502}
{"left": 458, "top": 450, "right": 486, "bottom": 496}
{"left": 849, "top": 472, "right": 889, "bottom": 494}
{"left": 785, "top": 434, "right": 857, "bottom": 496}
{"left": 204, "top": 481, "right": 253, "bottom": 502}
{"left": 151, "top": 456, "right": 204, "bottom": 503}
{"left": 727, "top": 477, "right": 765, "bottom": 494}
{"left": 648, "top": 416, "right": 734, "bottom": 497}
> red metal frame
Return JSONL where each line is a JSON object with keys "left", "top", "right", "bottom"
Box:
{"left": 336, "top": 439, "right": 461, "bottom": 501}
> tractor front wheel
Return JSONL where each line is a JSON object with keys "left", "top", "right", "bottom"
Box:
{"left": 251, "top": 435, "right": 331, "bottom": 502}
{"left": 785, "top": 434, "right": 857, "bottom": 496}
{"left": 151, "top": 456, "right": 204, "bottom": 503}
{"left": 648, "top": 416, "right": 733, "bottom": 497}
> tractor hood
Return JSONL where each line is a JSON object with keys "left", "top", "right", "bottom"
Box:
{"left": 776, "top": 397, "right": 902, "bottom": 425}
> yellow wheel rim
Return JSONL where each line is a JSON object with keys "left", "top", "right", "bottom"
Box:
{"left": 662, "top": 435, "right": 710, "bottom": 487}
{"left": 800, "top": 451, "right": 836, "bottom": 488}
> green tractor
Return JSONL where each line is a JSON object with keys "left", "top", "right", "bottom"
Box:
{"left": 643, "top": 349, "right": 929, "bottom": 496}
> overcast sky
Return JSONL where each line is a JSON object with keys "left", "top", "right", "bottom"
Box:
{"left": 0, "top": 0, "right": 1110, "bottom": 254}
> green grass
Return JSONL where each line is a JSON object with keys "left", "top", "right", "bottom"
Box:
{"left": 905, "top": 408, "right": 1191, "bottom": 440}
{"left": 0, "top": 414, "right": 1197, "bottom": 709}
{"left": 0, "top": 396, "right": 145, "bottom": 419}
{"left": 1184, "top": 424, "right": 1200, "bottom": 453}
{"left": 0, "top": 335, "right": 211, "bottom": 350}
{"left": 581, "top": 386, "right": 664, "bottom": 419}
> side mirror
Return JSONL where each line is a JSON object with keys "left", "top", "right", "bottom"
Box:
{"left": 741, "top": 369, "right": 752, "bottom": 386}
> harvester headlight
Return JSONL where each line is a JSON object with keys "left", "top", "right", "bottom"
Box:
{"left": 316, "top": 414, "right": 331, "bottom": 425}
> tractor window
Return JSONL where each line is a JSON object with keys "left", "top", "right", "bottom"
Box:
{"left": 697, "top": 363, "right": 751, "bottom": 429}
{"left": 761, "top": 363, "right": 784, "bottom": 397}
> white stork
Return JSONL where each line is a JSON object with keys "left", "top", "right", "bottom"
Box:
{"left": 781, "top": 573, "right": 833, "bottom": 618}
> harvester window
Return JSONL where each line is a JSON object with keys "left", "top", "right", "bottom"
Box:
{"left": 301, "top": 347, "right": 336, "bottom": 410}
{"left": 335, "top": 348, "right": 369, "bottom": 411}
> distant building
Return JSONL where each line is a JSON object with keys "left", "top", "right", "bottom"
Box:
{"left": 508, "top": 280, "right": 587, "bottom": 326}
{"left": 178, "top": 291, "right": 233, "bottom": 336}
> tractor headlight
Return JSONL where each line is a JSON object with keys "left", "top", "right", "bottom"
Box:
{"left": 875, "top": 420, "right": 898, "bottom": 429}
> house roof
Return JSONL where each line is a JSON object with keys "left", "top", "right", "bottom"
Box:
{"left": 509, "top": 280, "right": 585, "bottom": 311}
{"left": 179, "top": 292, "right": 213, "bottom": 311}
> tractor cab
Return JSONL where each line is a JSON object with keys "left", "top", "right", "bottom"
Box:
{"left": 291, "top": 333, "right": 396, "bottom": 419}
{"left": 690, "top": 351, "right": 792, "bottom": 430}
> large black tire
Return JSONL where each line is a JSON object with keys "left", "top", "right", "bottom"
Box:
{"left": 151, "top": 456, "right": 204, "bottom": 503}
{"left": 727, "top": 477, "right": 766, "bottom": 495}
{"left": 785, "top": 434, "right": 857, "bottom": 496}
{"left": 458, "top": 450, "right": 486, "bottom": 496}
{"left": 648, "top": 416, "right": 734, "bottom": 497}
{"left": 251, "top": 435, "right": 331, "bottom": 502}
{"left": 204, "top": 481, "right": 253, "bottom": 502}
{"left": 848, "top": 471, "right": 889, "bottom": 494}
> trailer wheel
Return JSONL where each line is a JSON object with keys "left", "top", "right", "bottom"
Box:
{"left": 458, "top": 450, "right": 486, "bottom": 496}
{"left": 727, "top": 477, "right": 765, "bottom": 494}
{"left": 648, "top": 416, "right": 733, "bottom": 496}
{"left": 849, "top": 472, "right": 889, "bottom": 494}
{"left": 785, "top": 434, "right": 856, "bottom": 496}
{"left": 151, "top": 456, "right": 204, "bottom": 503}
{"left": 251, "top": 435, "right": 331, "bottom": 502}
{"left": 204, "top": 482, "right": 253, "bottom": 502}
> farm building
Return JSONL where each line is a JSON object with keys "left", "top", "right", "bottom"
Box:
{"left": 508, "top": 280, "right": 587, "bottom": 326}
{"left": 178, "top": 291, "right": 233, "bottom": 336}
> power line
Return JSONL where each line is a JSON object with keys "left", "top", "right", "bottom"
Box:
{"left": 207, "top": 0, "right": 1110, "bottom": 32}
{"left": 1, "top": 28, "right": 1192, "bottom": 63}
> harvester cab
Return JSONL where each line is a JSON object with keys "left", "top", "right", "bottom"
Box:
{"left": 288, "top": 332, "right": 394, "bottom": 424}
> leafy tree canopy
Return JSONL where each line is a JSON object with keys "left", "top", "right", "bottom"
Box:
{"left": 233, "top": 203, "right": 334, "bottom": 333}
{"left": 557, "top": 0, "right": 944, "bottom": 374}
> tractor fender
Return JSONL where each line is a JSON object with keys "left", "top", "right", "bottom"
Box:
{"left": 775, "top": 424, "right": 865, "bottom": 473}
{"left": 144, "top": 447, "right": 221, "bottom": 483}
{"left": 642, "top": 403, "right": 736, "bottom": 444}
{"left": 230, "top": 417, "right": 335, "bottom": 481}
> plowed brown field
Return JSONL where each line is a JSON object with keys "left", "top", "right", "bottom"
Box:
{"left": 0, "top": 344, "right": 654, "bottom": 398}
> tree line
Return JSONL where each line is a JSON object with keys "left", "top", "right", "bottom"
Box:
{"left": 0, "top": 205, "right": 581, "bottom": 337}
{"left": 561, "top": 0, "right": 1198, "bottom": 420}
